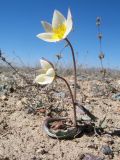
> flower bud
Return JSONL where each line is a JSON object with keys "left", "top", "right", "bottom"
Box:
{"left": 96, "top": 17, "right": 101, "bottom": 26}
{"left": 98, "top": 33, "right": 102, "bottom": 40}
{"left": 99, "top": 52, "right": 105, "bottom": 59}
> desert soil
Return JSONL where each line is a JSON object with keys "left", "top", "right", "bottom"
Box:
{"left": 0, "top": 69, "right": 120, "bottom": 160}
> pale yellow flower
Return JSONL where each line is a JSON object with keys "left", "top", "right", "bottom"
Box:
{"left": 35, "top": 59, "right": 55, "bottom": 85}
{"left": 37, "top": 9, "right": 73, "bottom": 42}
{"left": 117, "top": 80, "right": 120, "bottom": 85}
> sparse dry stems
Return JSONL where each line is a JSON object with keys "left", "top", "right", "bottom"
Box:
{"left": 96, "top": 17, "right": 106, "bottom": 78}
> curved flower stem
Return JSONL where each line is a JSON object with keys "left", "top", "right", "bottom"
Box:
{"left": 56, "top": 75, "right": 77, "bottom": 127}
{"left": 65, "top": 38, "right": 77, "bottom": 101}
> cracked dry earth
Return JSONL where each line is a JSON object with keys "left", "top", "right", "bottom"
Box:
{"left": 0, "top": 70, "right": 120, "bottom": 160}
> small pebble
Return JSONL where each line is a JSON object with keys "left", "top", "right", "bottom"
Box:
{"left": 88, "top": 143, "right": 98, "bottom": 149}
{"left": 53, "top": 92, "right": 66, "bottom": 98}
{"left": 26, "top": 107, "right": 35, "bottom": 114}
{"left": 1, "top": 95, "right": 8, "bottom": 101}
{"left": 112, "top": 92, "right": 120, "bottom": 101}
{"left": 100, "top": 145, "right": 113, "bottom": 155}
{"left": 36, "top": 148, "right": 47, "bottom": 155}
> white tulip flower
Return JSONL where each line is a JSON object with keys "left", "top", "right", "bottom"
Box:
{"left": 37, "top": 9, "right": 73, "bottom": 42}
{"left": 117, "top": 80, "right": 120, "bottom": 85}
{"left": 35, "top": 59, "right": 56, "bottom": 85}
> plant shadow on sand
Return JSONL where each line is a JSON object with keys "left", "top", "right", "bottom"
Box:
{"left": 60, "top": 123, "right": 120, "bottom": 140}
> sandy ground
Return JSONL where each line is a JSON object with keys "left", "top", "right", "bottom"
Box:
{"left": 0, "top": 70, "right": 120, "bottom": 160}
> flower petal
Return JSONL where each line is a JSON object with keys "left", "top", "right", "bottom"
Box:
{"left": 64, "top": 9, "right": 73, "bottom": 38}
{"left": 35, "top": 68, "right": 46, "bottom": 74}
{"left": 44, "top": 76, "right": 55, "bottom": 84}
{"left": 37, "top": 32, "right": 59, "bottom": 42}
{"left": 52, "top": 10, "right": 66, "bottom": 29}
{"left": 34, "top": 74, "right": 46, "bottom": 85}
{"left": 41, "top": 21, "right": 53, "bottom": 32}
{"left": 35, "top": 59, "right": 56, "bottom": 85}
{"left": 35, "top": 74, "right": 54, "bottom": 85}
{"left": 40, "top": 59, "right": 52, "bottom": 70}
{"left": 46, "top": 68, "right": 55, "bottom": 77}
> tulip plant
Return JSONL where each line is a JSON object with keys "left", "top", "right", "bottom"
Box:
{"left": 35, "top": 9, "right": 78, "bottom": 138}
{"left": 35, "top": 58, "right": 77, "bottom": 126}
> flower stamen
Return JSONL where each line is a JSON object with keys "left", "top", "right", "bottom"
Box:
{"left": 52, "top": 23, "right": 66, "bottom": 40}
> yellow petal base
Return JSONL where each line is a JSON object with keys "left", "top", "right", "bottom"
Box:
{"left": 52, "top": 23, "right": 66, "bottom": 40}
